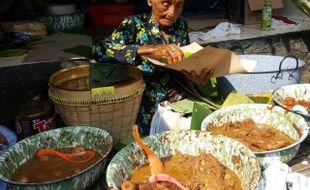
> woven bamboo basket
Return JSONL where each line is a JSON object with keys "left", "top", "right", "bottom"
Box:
{"left": 48, "top": 64, "right": 145, "bottom": 144}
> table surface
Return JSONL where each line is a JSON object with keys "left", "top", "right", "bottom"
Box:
{"left": 0, "top": 18, "right": 310, "bottom": 69}
{"left": 289, "top": 143, "right": 310, "bottom": 177}
{"left": 198, "top": 19, "right": 310, "bottom": 45}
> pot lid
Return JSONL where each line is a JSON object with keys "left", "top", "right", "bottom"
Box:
{"left": 15, "top": 95, "right": 53, "bottom": 119}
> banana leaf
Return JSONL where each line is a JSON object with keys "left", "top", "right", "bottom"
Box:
{"left": 0, "top": 49, "right": 28, "bottom": 57}
{"left": 170, "top": 98, "right": 196, "bottom": 114}
{"left": 175, "top": 79, "right": 221, "bottom": 110}
{"left": 222, "top": 92, "right": 255, "bottom": 107}
{"left": 292, "top": 0, "right": 310, "bottom": 16}
{"left": 190, "top": 102, "right": 213, "bottom": 130}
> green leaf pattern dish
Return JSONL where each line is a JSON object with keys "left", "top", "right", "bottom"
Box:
{"left": 38, "top": 13, "right": 84, "bottom": 33}
{"left": 0, "top": 126, "right": 113, "bottom": 190}
{"left": 272, "top": 83, "right": 310, "bottom": 119}
{"left": 106, "top": 130, "right": 261, "bottom": 190}
{"left": 272, "top": 83, "right": 310, "bottom": 144}
{"left": 201, "top": 104, "right": 309, "bottom": 169}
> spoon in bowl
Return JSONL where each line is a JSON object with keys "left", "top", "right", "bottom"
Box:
{"left": 149, "top": 173, "right": 188, "bottom": 190}
{"left": 132, "top": 125, "right": 165, "bottom": 175}
{"left": 37, "top": 149, "right": 96, "bottom": 164}
{"left": 292, "top": 105, "right": 308, "bottom": 115}
{"left": 132, "top": 125, "right": 187, "bottom": 189}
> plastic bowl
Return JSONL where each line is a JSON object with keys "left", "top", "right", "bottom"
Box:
{"left": 88, "top": 3, "right": 134, "bottom": 27}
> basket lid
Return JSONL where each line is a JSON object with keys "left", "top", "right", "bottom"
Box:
{"left": 48, "top": 64, "right": 145, "bottom": 105}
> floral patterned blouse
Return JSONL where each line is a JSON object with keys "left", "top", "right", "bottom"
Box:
{"left": 93, "top": 14, "right": 189, "bottom": 134}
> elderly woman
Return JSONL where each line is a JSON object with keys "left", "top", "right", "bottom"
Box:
{"left": 93, "top": 0, "right": 213, "bottom": 134}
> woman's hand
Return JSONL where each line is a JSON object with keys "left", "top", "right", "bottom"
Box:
{"left": 137, "top": 44, "right": 184, "bottom": 64}
{"left": 182, "top": 68, "right": 214, "bottom": 85}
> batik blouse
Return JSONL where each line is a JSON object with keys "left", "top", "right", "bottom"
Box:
{"left": 93, "top": 13, "right": 189, "bottom": 134}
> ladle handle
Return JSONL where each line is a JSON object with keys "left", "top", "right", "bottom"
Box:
{"left": 149, "top": 174, "right": 188, "bottom": 190}
{"left": 37, "top": 149, "right": 72, "bottom": 162}
{"left": 37, "top": 149, "right": 95, "bottom": 163}
{"left": 132, "top": 125, "right": 155, "bottom": 158}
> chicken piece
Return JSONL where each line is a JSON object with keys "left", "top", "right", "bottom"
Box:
{"left": 121, "top": 181, "right": 137, "bottom": 190}
{"left": 138, "top": 181, "right": 181, "bottom": 190}
{"left": 261, "top": 128, "right": 276, "bottom": 138}
{"left": 224, "top": 170, "right": 236, "bottom": 187}
{"left": 71, "top": 145, "right": 86, "bottom": 153}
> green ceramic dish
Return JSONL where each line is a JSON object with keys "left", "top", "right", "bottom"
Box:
{"left": 38, "top": 12, "right": 84, "bottom": 33}
{"left": 0, "top": 126, "right": 113, "bottom": 190}
{"left": 201, "top": 104, "right": 309, "bottom": 169}
{"left": 272, "top": 83, "right": 310, "bottom": 119}
{"left": 106, "top": 130, "right": 261, "bottom": 190}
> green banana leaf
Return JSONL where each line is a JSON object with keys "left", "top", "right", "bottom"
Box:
{"left": 292, "top": 0, "right": 310, "bottom": 16}
{"left": 190, "top": 102, "right": 213, "bottom": 130}
{"left": 0, "top": 49, "right": 28, "bottom": 57}
{"left": 170, "top": 98, "right": 196, "bottom": 114}
{"left": 62, "top": 45, "right": 93, "bottom": 58}
{"left": 222, "top": 92, "right": 255, "bottom": 107}
{"left": 176, "top": 79, "right": 222, "bottom": 110}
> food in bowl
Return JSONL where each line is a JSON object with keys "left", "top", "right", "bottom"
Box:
{"left": 210, "top": 118, "right": 296, "bottom": 152}
{"left": 121, "top": 152, "right": 242, "bottom": 190}
{"left": 201, "top": 104, "right": 309, "bottom": 168}
{"left": 122, "top": 180, "right": 180, "bottom": 190}
{"left": 106, "top": 130, "right": 261, "bottom": 190}
{"left": 281, "top": 97, "right": 310, "bottom": 115}
{"left": 0, "top": 126, "right": 113, "bottom": 190}
{"left": 272, "top": 83, "right": 310, "bottom": 119}
{"left": 11, "top": 145, "right": 102, "bottom": 183}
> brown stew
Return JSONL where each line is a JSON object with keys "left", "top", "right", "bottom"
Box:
{"left": 210, "top": 118, "right": 295, "bottom": 152}
{"left": 11, "top": 146, "right": 101, "bottom": 183}
{"left": 121, "top": 152, "right": 242, "bottom": 190}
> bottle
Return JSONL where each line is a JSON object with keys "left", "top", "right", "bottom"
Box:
{"left": 14, "top": 92, "right": 56, "bottom": 140}
{"left": 262, "top": 1, "right": 272, "bottom": 31}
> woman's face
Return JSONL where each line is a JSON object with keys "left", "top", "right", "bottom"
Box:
{"left": 149, "top": 0, "right": 184, "bottom": 27}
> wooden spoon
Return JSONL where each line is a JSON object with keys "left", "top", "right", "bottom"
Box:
{"left": 132, "top": 125, "right": 165, "bottom": 175}
{"left": 37, "top": 149, "right": 96, "bottom": 164}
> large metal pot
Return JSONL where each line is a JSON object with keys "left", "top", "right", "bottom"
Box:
{"left": 217, "top": 55, "right": 305, "bottom": 97}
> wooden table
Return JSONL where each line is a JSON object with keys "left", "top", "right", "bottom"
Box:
{"left": 289, "top": 143, "right": 310, "bottom": 177}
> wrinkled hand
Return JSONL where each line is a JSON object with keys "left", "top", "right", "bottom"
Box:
{"left": 138, "top": 44, "right": 184, "bottom": 64}
{"left": 182, "top": 68, "right": 214, "bottom": 85}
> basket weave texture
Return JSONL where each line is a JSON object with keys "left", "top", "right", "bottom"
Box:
{"left": 48, "top": 64, "right": 145, "bottom": 144}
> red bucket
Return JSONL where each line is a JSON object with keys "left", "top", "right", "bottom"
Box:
{"left": 88, "top": 3, "right": 134, "bottom": 27}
